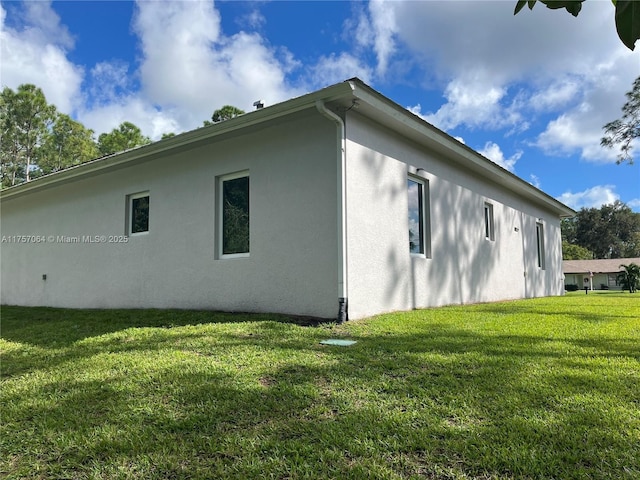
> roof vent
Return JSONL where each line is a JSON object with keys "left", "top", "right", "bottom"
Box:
{"left": 253, "top": 100, "right": 264, "bottom": 110}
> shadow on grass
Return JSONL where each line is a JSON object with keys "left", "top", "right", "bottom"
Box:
{"left": 2, "top": 304, "right": 639, "bottom": 479}
{"left": 0, "top": 305, "right": 331, "bottom": 348}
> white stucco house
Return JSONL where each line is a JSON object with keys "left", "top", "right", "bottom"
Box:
{"left": 0, "top": 79, "right": 575, "bottom": 321}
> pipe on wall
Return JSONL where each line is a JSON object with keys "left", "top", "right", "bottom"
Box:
{"left": 315, "top": 100, "right": 349, "bottom": 323}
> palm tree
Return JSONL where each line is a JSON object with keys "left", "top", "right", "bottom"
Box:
{"left": 617, "top": 263, "right": 640, "bottom": 293}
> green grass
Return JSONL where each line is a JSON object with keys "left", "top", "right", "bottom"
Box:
{"left": 1, "top": 293, "right": 639, "bottom": 479}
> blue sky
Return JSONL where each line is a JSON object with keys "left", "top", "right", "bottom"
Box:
{"left": 1, "top": 0, "right": 638, "bottom": 211}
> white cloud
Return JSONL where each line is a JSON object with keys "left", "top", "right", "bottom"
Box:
{"left": 10, "top": 0, "right": 74, "bottom": 49}
{"left": 79, "top": 97, "right": 181, "bottom": 142}
{"left": 132, "top": 0, "right": 303, "bottom": 135}
{"left": 2, "top": 0, "right": 309, "bottom": 140}
{"left": 529, "top": 77, "right": 581, "bottom": 112}
{"left": 383, "top": 0, "right": 637, "bottom": 158}
{"left": 407, "top": 104, "right": 422, "bottom": 116}
{"left": 421, "top": 72, "right": 521, "bottom": 131}
{"left": 352, "top": 6, "right": 373, "bottom": 48}
{"left": 536, "top": 107, "right": 632, "bottom": 164}
{"left": 536, "top": 57, "right": 639, "bottom": 163}
{"left": 351, "top": 0, "right": 397, "bottom": 77}
{"left": 87, "top": 61, "right": 132, "bottom": 106}
{"left": 368, "top": 0, "right": 396, "bottom": 76}
{"left": 392, "top": 1, "right": 622, "bottom": 82}
{"left": 0, "top": 1, "right": 83, "bottom": 113}
{"left": 477, "top": 141, "right": 522, "bottom": 172}
{"left": 628, "top": 198, "right": 640, "bottom": 211}
{"left": 307, "top": 53, "right": 373, "bottom": 88}
{"left": 529, "top": 174, "right": 541, "bottom": 189}
{"left": 556, "top": 185, "right": 620, "bottom": 210}
{"left": 240, "top": 9, "right": 266, "bottom": 30}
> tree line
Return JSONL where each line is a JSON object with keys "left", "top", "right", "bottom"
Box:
{"left": 0, "top": 84, "right": 244, "bottom": 189}
{"left": 562, "top": 200, "right": 640, "bottom": 260}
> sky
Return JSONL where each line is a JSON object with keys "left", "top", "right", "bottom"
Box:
{"left": 1, "top": 0, "right": 639, "bottom": 212}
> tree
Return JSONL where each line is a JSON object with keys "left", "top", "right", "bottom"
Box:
{"left": 621, "top": 231, "right": 640, "bottom": 257}
{"left": 617, "top": 262, "right": 640, "bottom": 293}
{"left": 514, "top": 1, "right": 640, "bottom": 51}
{"left": 573, "top": 201, "right": 640, "bottom": 258}
{"left": 212, "top": 105, "right": 245, "bottom": 123}
{"left": 0, "top": 90, "right": 23, "bottom": 187}
{"left": 38, "top": 113, "right": 98, "bottom": 175}
{"left": 561, "top": 217, "right": 578, "bottom": 244}
{"left": 204, "top": 105, "right": 245, "bottom": 126}
{"left": 562, "top": 241, "right": 594, "bottom": 260}
{"left": 0, "top": 84, "right": 56, "bottom": 187}
{"left": 574, "top": 207, "right": 602, "bottom": 256}
{"left": 601, "top": 76, "right": 639, "bottom": 165}
{"left": 97, "top": 122, "right": 151, "bottom": 156}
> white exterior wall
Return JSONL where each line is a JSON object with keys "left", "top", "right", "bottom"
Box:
{"left": 1, "top": 111, "right": 340, "bottom": 318}
{"left": 344, "top": 113, "right": 563, "bottom": 319}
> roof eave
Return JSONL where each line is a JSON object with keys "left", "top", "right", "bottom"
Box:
{"left": 1, "top": 77, "right": 578, "bottom": 219}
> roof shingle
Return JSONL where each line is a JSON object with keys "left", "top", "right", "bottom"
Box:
{"left": 563, "top": 258, "right": 640, "bottom": 274}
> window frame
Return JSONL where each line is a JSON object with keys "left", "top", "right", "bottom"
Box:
{"left": 408, "top": 175, "right": 431, "bottom": 258}
{"left": 218, "top": 170, "right": 250, "bottom": 259}
{"left": 127, "top": 191, "right": 150, "bottom": 236}
{"left": 484, "top": 202, "right": 495, "bottom": 241}
{"left": 536, "top": 222, "right": 545, "bottom": 269}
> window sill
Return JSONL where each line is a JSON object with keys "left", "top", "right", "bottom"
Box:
{"left": 219, "top": 252, "right": 250, "bottom": 260}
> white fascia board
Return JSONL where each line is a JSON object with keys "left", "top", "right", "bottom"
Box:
{"left": 1, "top": 82, "right": 356, "bottom": 201}
{"left": 347, "top": 80, "right": 576, "bottom": 219}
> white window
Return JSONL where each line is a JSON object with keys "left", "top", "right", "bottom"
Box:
{"left": 127, "top": 192, "right": 149, "bottom": 236}
{"left": 536, "top": 222, "right": 545, "bottom": 269}
{"left": 408, "top": 176, "right": 430, "bottom": 257}
{"left": 484, "top": 202, "right": 495, "bottom": 241}
{"left": 218, "top": 171, "right": 250, "bottom": 258}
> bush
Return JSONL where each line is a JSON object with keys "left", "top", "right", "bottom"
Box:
{"left": 565, "top": 284, "right": 579, "bottom": 291}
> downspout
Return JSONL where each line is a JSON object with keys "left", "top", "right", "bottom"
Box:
{"left": 316, "top": 100, "right": 348, "bottom": 323}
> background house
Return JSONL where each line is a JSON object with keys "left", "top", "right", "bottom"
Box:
{"left": 563, "top": 258, "right": 640, "bottom": 290}
{"left": 0, "top": 79, "right": 575, "bottom": 320}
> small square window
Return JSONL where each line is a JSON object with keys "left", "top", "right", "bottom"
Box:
{"left": 484, "top": 202, "right": 495, "bottom": 241}
{"left": 128, "top": 192, "right": 149, "bottom": 235}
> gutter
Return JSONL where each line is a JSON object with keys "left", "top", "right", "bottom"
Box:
{"left": 316, "top": 99, "right": 349, "bottom": 323}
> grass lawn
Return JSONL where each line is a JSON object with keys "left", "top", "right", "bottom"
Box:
{"left": 1, "top": 293, "right": 639, "bottom": 479}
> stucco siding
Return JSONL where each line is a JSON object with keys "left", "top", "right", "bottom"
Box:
{"left": 344, "top": 112, "right": 564, "bottom": 319}
{"left": 1, "top": 111, "right": 340, "bottom": 317}
{"left": 1, "top": 80, "right": 571, "bottom": 321}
